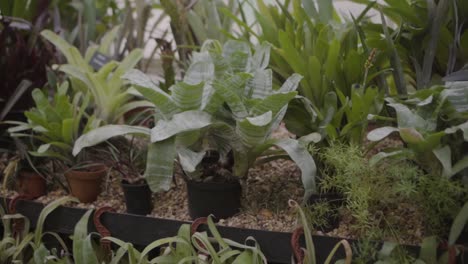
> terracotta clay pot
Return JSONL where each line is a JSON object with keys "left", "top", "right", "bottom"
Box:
{"left": 17, "top": 171, "right": 47, "bottom": 198}
{"left": 65, "top": 165, "right": 107, "bottom": 203}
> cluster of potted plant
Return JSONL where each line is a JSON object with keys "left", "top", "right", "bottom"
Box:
{"left": 73, "top": 39, "right": 316, "bottom": 219}
{"left": 1, "top": 0, "right": 468, "bottom": 262}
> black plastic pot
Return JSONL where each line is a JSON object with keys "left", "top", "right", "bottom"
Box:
{"left": 121, "top": 181, "right": 153, "bottom": 215}
{"left": 186, "top": 180, "right": 241, "bottom": 220}
{"left": 307, "top": 193, "right": 344, "bottom": 232}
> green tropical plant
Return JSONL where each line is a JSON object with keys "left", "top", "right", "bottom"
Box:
{"left": 290, "top": 200, "right": 352, "bottom": 264}
{"left": 0, "top": 196, "right": 76, "bottom": 263}
{"left": 40, "top": 29, "right": 153, "bottom": 124}
{"left": 7, "top": 82, "right": 99, "bottom": 171}
{"left": 50, "top": 0, "right": 123, "bottom": 55}
{"left": 352, "top": 0, "right": 468, "bottom": 91}
{"left": 72, "top": 39, "right": 317, "bottom": 200}
{"left": 367, "top": 86, "right": 468, "bottom": 178}
{"left": 224, "top": 0, "right": 388, "bottom": 145}
{"left": 103, "top": 215, "right": 266, "bottom": 263}
{"left": 187, "top": 0, "right": 238, "bottom": 45}
{"left": 70, "top": 209, "right": 107, "bottom": 264}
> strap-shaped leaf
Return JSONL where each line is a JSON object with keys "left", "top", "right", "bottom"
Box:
{"left": 252, "top": 42, "right": 271, "bottom": 70}
{"left": 388, "top": 103, "right": 435, "bottom": 132}
{"left": 367, "top": 126, "right": 399, "bottom": 141}
{"left": 31, "top": 89, "right": 60, "bottom": 121}
{"left": 236, "top": 111, "right": 272, "bottom": 148}
{"left": 250, "top": 91, "right": 297, "bottom": 116}
{"left": 433, "top": 146, "right": 468, "bottom": 179}
{"left": 445, "top": 121, "right": 468, "bottom": 141}
{"left": 41, "top": 30, "right": 89, "bottom": 70}
{"left": 98, "top": 25, "right": 121, "bottom": 54}
{"left": 260, "top": 138, "right": 317, "bottom": 199}
{"left": 109, "top": 49, "right": 143, "bottom": 88}
{"left": 442, "top": 82, "right": 468, "bottom": 113}
{"left": 223, "top": 40, "right": 250, "bottom": 60}
{"left": 212, "top": 73, "right": 251, "bottom": 118}
{"left": 449, "top": 201, "right": 468, "bottom": 245}
{"left": 123, "top": 69, "right": 178, "bottom": 120}
{"left": 73, "top": 125, "right": 150, "bottom": 156}
{"left": 151, "top": 111, "right": 212, "bottom": 142}
{"left": 73, "top": 209, "right": 100, "bottom": 264}
{"left": 123, "top": 69, "right": 160, "bottom": 91}
{"left": 114, "top": 100, "right": 155, "bottom": 121}
{"left": 246, "top": 69, "right": 273, "bottom": 99}
{"left": 183, "top": 60, "right": 215, "bottom": 85}
{"left": 170, "top": 82, "right": 205, "bottom": 110}
{"left": 178, "top": 148, "right": 206, "bottom": 173}
{"left": 279, "top": 73, "right": 303, "bottom": 93}
{"left": 145, "top": 139, "right": 176, "bottom": 192}
{"left": 206, "top": 122, "right": 243, "bottom": 154}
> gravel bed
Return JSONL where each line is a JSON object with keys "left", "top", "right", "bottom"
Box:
{"left": 0, "top": 124, "right": 424, "bottom": 245}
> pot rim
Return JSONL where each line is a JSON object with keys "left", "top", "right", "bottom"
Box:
{"left": 121, "top": 180, "right": 149, "bottom": 188}
{"left": 186, "top": 179, "right": 241, "bottom": 191}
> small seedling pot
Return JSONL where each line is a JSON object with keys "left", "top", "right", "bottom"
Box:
{"left": 65, "top": 165, "right": 106, "bottom": 203}
{"left": 121, "top": 180, "right": 153, "bottom": 215}
{"left": 186, "top": 180, "right": 242, "bottom": 220}
{"left": 17, "top": 170, "right": 46, "bottom": 198}
{"left": 307, "top": 193, "right": 344, "bottom": 232}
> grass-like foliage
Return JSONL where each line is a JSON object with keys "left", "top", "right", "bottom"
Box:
{"left": 319, "top": 143, "right": 467, "bottom": 242}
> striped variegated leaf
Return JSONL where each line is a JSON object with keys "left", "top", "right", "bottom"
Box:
{"left": 212, "top": 73, "right": 252, "bottom": 119}
{"left": 250, "top": 91, "right": 297, "bottom": 116}
{"left": 151, "top": 111, "right": 213, "bottom": 142}
{"left": 178, "top": 148, "right": 206, "bottom": 173}
{"left": 279, "top": 73, "right": 303, "bottom": 93}
{"left": 222, "top": 40, "right": 251, "bottom": 73}
{"left": 252, "top": 42, "right": 271, "bottom": 70}
{"left": 236, "top": 111, "right": 272, "bottom": 148}
{"left": 145, "top": 139, "right": 176, "bottom": 192}
{"left": 184, "top": 61, "right": 215, "bottom": 85}
{"left": 170, "top": 82, "right": 205, "bottom": 111}
{"left": 246, "top": 69, "right": 273, "bottom": 99}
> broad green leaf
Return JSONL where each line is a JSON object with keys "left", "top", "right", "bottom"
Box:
{"left": 389, "top": 103, "right": 434, "bottom": 131}
{"left": 448, "top": 201, "right": 468, "bottom": 245}
{"left": 445, "top": 121, "right": 468, "bottom": 141}
{"left": 252, "top": 42, "right": 271, "bottom": 70}
{"left": 399, "top": 128, "right": 425, "bottom": 144}
{"left": 367, "top": 127, "right": 399, "bottom": 141}
{"left": 279, "top": 73, "right": 303, "bottom": 93}
{"left": 41, "top": 30, "right": 88, "bottom": 70}
{"left": 271, "top": 138, "right": 317, "bottom": 198}
{"left": 170, "top": 82, "right": 205, "bottom": 110}
{"left": 369, "top": 150, "right": 411, "bottom": 166}
{"left": 212, "top": 74, "right": 250, "bottom": 118}
{"left": 151, "top": 111, "right": 212, "bottom": 142}
{"left": 184, "top": 61, "right": 215, "bottom": 85}
{"left": 250, "top": 92, "right": 297, "bottom": 116}
{"left": 178, "top": 148, "right": 206, "bottom": 173}
{"left": 36, "top": 197, "right": 78, "bottom": 246}
{"left": 442, "top": 82, "right": 468, "bottom": 113}
{"left": 247, "top": 69, "right": 273, "bottom": 99}
{"left": 98, "top": 25, "right": 121, "bottom": 54}
{"left": 419, "top": 236, "right": 437, "bottom": 263}
{"left": 73, "top": 125, "right": 150, "bottom": 156}
{"left": 73, "top": 210, "right": 99, "bottom": 264}
{"left": 237, "top": 112, "right": 272, "bottom": 148}
{"left": 145, "top": 139, "right": 176, "bottom": 192}
{"left": 123, "top": 69, "right": 160, "bottom": 91}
